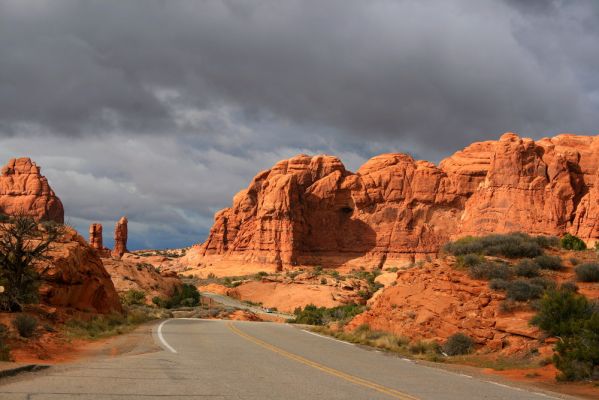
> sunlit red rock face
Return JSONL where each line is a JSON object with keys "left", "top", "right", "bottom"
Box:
{"left": 0, "top": 158, "right": 64, "bottom": 222}
{"left": 37, "top": 227, "right": 122, "bottom": 314}
{"left": 189, "top": 133, "right": 599, "bottom": 269}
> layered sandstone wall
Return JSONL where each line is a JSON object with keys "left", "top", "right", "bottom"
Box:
{"left": 0, "top": 158, "right": 64, "bottom": 222}
{"left": 188, "top": 133, "right": 599, "bottom": 269}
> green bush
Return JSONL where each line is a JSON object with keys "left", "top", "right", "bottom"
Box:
{"left": 575, "top": 263, "right": 599, "bottom": 282}
{"left": 13, "top": 314, "right": 38, "bottom": 338}
{"left": 167, "top": 284, "right": 200, "bottom": 308}
{"left": 443, "top": 333, "right": 474, "bottom": 356}
{"left": 291, "top": 303, "right": 364, "bottom": 326}
{"left": 120, "top": 290, "right": 146, "bottom": 306}
{"left": 560, "top": 234, "right": 587, "bottom": 251}
{"left": 444, "top": 233, "right": 544, "bottom": 258}
{"left": 506, "top": 280, "right": 544, "bottom": 301}
{"left": 533, "top": 255, "right": 563, "bottom": 271}
{"left": 515, "top": 259, "right": 541, "bottom": 278}
{"left": 552, "top": 313, "right": 599, "bottom": 381}
{"left": 469, "top": 261, "right": 512, "bottom": 281}
{"left": 457, "top": 253, "right": 483, "bottom": 268}
{"left": 533, "top": 289, "right": 599, "bottom": 381}
{"left": 531, "top": 289, "right": 593, "bottom": 337}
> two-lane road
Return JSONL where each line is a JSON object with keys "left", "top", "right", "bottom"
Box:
{"left": 0, "top": 319, "right": 577, "bottom": 399}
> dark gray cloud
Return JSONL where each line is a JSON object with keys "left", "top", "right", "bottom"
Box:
{"left": 0, "top": 0, "right": 598, "bottom": 249}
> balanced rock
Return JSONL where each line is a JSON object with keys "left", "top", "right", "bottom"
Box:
{"left": 0, "top": 157, "right": 64, "bottom": 222}
{"left": 112, "top": 216, "right": 128, "bottom": 258}
{"left": 188, "top": 133, "right": 599, "bottom": 270}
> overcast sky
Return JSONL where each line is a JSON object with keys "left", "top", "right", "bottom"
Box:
{"left": 1, "top": 0, "right": 598, "bottom": 249}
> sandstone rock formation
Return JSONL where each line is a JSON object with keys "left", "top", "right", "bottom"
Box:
{"left": 0, "top": 158, "right": 64, "bottom": 222}
{"left": 346, "top": 259, "right": 539, "bottom": 353}
{"left": 112, "top": 216, "right": 128, "bottom": 258}
{"left": 89, "top": 223, "right": 103, "bottom": 250}
{"left": 37, "top": 227, "right": 122, "bottom": 314}
{"left": 187, "top": 133, "right": 599, "bottom": 270}
{"left": 102, "top": 257, "right": 181, "bottom": 304}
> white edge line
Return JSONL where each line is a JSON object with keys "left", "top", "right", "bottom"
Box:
{"left": 301, "top": 329, "right": 355, "bottom": 346}
{"left": 157, "top": 320, "right": 177, "bottom": 353}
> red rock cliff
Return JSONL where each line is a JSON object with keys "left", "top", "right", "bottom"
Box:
{"left": 189, "top": 133, "right": 599, "bottom": 269}
{"left": 0, "top": 158, "right": 64, "bottom": 222}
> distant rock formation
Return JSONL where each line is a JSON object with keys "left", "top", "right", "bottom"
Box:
{"left": 0, "top": 157, "right": 64, "bottom": 222}
{"left": 188, "top": 133, "right": 599, "bottom": 269}
{"left": 112, "top": 216, "right": 128, "bottom": 258}
{"left": 89, "top": 223, "right": 103, "bottom": 250}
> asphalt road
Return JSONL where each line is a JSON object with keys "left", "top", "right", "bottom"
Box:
{"left": 200, "top": 291, "right": 294, "bottom": 319}
{"left": 0, "top": 319, "right": 580, "bottom": 400}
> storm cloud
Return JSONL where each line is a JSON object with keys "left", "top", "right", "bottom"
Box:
{"left": 0, "top": 0, "right": 598, "bottom": 248}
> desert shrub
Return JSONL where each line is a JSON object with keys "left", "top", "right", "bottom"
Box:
{"left": 534, "top": 236, "right": 560, "bottom": 248}
{"left": 120, "top": 290, "right": 146, "bottom": 306}
{"left": 167, "top": 284, "right": 200, "bottom": 308}
{"left": 560, "top": 234, "right": 587, "bottom": 251}
{"left": 444, "top": 233, "right": 544, "bottom": 258}
{"left": 291, "top": 303, "right": 364, "bottom": 326}
{"left": 533, "top": 255, "right": 563, "bottom": 271}
{"left": 560, "top": 281, "right": 579, "bottom": 293}
{"left": 320, "top": 277, "right": 327, "bottom": 285}
{"left": 443, "top": 333, "right": 474, "bottom": 356}
{"left": 13, "top": 314, "right": 37, "bottom": 338}
{"left": 408, "top": 340, "right": 429, "bottom": 354}
{"left": 575, "top": 263, "right": 599, "bottom": 282}
{"left": 457, "top": 253, "right": 483, "bottom": 268}
{"left": 553, "top": 313, "right": 599, "bottom": 381}
{"left": 65, "top": 310, "right": 154, "bottom": 339}
{"left": 0, "top": 213, "right": 9, "bottom": 222}
{"left": 532, "top": 288, "right": 599, "bottom": 381}
{"left": 253, "top": 271, "right": 268, "bottom": 280}
{"left": 506, "top": 280, "right": 544, "bottom": 301}
{"left": 531, "top": 289, "right": 593, "bottom": 337}
{"left": 153, "top": 284, "right": 200, "bottom": 309}
{"left": 489, "top": 279, "right": 509, "bottom": 291}
{"left": 223, "top": 277, "right": 242, "bottom": 288}
{"left": 469, "top": 261, "right": 512, "bottom": 281}
{"left": 515, "top": 259, "right": 541, "bottom": 278}
{"left": 528, "top": 277, "right": 557, "bottom": 291}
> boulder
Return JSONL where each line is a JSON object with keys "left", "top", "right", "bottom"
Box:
{"left": 37, "top": 227, "right": 122, "bottom": 313}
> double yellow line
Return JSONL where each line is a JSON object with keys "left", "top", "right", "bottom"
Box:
{"left": 227, "top": 322, "right": 419, "bottom": 400}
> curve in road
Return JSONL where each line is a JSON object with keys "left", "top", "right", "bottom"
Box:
{"left": 0, "top": 319, "right": 578, "bottom": 400}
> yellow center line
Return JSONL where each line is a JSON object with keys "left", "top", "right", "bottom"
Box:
{"left": 227, "top": 322, "right": 420, "bottom": 400}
